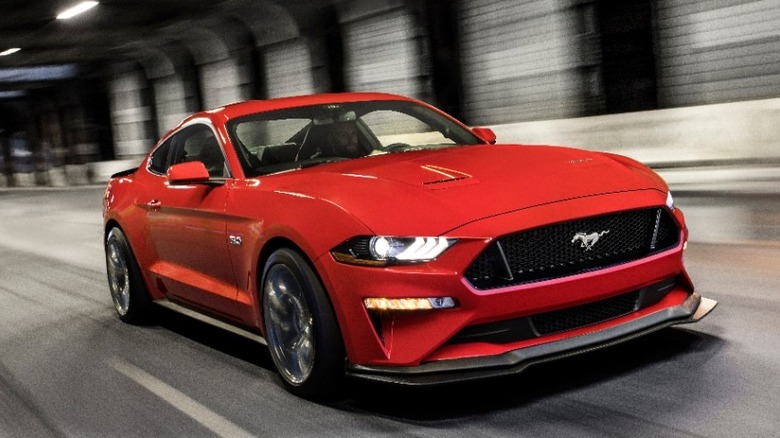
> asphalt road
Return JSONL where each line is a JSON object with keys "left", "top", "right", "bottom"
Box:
{"left": 1, "top": 186, "right": 778, "bottom": 437}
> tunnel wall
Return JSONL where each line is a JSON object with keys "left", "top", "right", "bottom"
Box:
{"left": 264, "top": 39, "right": 316, "bottom": 98}
{"left": 490, "top": 97, "right": 780, "bottom": 166}
{"left": 458, "top": 0, "right": 600, "bottom": 124}
{"left": 104, "top": 0, "right": 780, "bottom": 159}
{"left": 5, "top": 0, "right": 780, "bottom": 187}
{"left": 87, "top": 95, "right": 780, "bottom": 187}
{"left": 655, "top": 0, "right": 780, "bottom": 108}
{"left": 341, "top": 5, "right": 426, "bottom": 99}
{"left": 107, "top": 68, "right": 156, "bottom": 158}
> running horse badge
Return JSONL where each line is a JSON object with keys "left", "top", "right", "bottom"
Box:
{"left": 571, "top": 230, "right": 610, "bottom": 251}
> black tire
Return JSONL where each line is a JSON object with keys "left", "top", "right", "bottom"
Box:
{"left": 261, "top": 248, "right": 346, "bottom": 400}
{"left": 104, "top": 227, "right": 152, "bottom": 324}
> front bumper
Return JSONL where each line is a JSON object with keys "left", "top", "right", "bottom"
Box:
{"left": 345, "top": 292, "right": 717, "bottom": 386}
{"left": 316, "top": 190, "right": 698, "bottom": 370}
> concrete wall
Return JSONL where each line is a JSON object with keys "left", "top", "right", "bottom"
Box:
{"left": 490, "top": 97, "right": 780, "bottom": 167}
{"left": 7, "top": 0, "right": 780, "bottom": 189}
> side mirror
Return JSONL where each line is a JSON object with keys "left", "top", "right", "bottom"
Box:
{"left": 472, "top": 127, "right": 497, "bottom": 144}
{"left": 167, "top": 161, "right": 220, "bottom": 185}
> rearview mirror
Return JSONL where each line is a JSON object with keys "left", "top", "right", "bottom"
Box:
{"left": 167, "top": 161, "right": 221, "bottom": 185}
{"left": 472, "top": 127, "right": 497, "bottom": 144}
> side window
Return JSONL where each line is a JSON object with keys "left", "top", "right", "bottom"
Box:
{"left": 169, "top": 125, "right": 229, "bottom": 178}
{"left": 148, "top": 138, "right": 173, "bottom": 175}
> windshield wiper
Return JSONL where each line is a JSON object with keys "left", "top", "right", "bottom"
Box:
{"left": 296, "top": 157, "right": 348, "bottom": 169}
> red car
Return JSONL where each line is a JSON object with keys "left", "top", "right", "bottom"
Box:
{"left": 103, "top": 92, "right": 717, "bottom": 399}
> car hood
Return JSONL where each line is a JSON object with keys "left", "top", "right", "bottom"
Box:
{"left": 270, "top": 144, "right": 668, "bottom": 235}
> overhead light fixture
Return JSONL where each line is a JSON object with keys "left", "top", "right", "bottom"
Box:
{"left": 0, "top": 48, "right": 21, "bottom": 57}
{"left": 0, "top": 65, "right": 79, "bottom": 82}
{"left": 0, "top": 90, "right": 27, "bottom": 99}
{"left": 56, "top": 1, "right": 99, "bottom": 20}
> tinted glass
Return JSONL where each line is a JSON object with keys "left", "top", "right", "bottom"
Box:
{"left": 148, "top": 137, "right": 173, "bottom": 175}
{"left": 226, "top": 100, "right": 484, "bottom": 177}
{"left": 164, "top": 124, "right": 229, "bottom": 178}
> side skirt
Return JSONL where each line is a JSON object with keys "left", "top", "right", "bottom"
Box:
{"left": 154, "top": 298, "right": 267, "bottom": 346}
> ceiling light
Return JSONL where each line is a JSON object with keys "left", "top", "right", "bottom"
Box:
{"left": 56, "top": 1, "right": 99, "bottom": 20}
{"left": 0, "top": 91, "right": 27, "bottom": 99}
{"left": 0, "top": 48, "right": 21, "bottom": 57}
{"left": 0, "top": 65, "right": 79, "bottom": 82}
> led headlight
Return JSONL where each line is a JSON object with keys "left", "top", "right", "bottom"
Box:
{"left": 666, "top": 191, "right": 675, "bottom": 210}
{"left": 332, "top": 236, "right": 456, "bottom": 266}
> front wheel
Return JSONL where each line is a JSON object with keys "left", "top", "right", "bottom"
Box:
{"left": 105, "top": 227, "right": 152, "bottom": 323}
{"left": 261, "top": 248, "right": 345, "bottom": 400}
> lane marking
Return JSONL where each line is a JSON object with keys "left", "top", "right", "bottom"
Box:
{"left": 111, "top": 359, "right": 255, "bottom": 438}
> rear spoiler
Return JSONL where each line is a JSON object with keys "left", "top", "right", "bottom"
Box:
{"left": 110, "top": 167, "right": 138, "bottom": 178}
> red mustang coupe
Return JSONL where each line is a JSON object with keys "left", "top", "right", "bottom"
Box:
{"left": 103, "top": 92, "right": 717, "bottom": 399}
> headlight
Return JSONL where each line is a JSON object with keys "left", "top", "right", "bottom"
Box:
{"left": 331, "top": 236, "right": 456, "bottom": 266}
{"left": 666, "top": 191, "right": 675, "bottom": 210}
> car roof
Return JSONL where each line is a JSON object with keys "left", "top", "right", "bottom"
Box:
{"left": 194, "top": 92, "right": 416, "bottom": 123}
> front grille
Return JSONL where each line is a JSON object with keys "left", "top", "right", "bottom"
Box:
{"left": 465, "top": 207, "right": 679, "bottom": 289}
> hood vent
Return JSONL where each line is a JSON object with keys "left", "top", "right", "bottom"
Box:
{"left": 420, "top": 164, "right": 473, "bottom": 186}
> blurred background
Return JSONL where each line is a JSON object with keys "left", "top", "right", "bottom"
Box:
{"left": 1, "top": 0, "right": 779, "bottom": 188}
{"left": 1, "top": 3, "right": 780, "bottom": 436}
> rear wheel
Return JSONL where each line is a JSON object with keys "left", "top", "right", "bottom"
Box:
{"left": 105, "top": 227, "right": 152, "bottom": 323}
{"left": 261, "top": 248, "right": 345, "bottom": 400}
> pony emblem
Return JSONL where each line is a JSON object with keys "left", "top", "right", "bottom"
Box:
{"left": 571, "top": 230, "right": 610, "bottom": 251}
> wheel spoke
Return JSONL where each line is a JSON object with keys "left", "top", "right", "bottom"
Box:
{"left": 106, "top": 233, "right": 131, "bottom": 315}
{"left": 295, "top": 333, "right": 314, "bottom": 373}
{"left": 264, "top": 263, "right": 316, "bottom": 385}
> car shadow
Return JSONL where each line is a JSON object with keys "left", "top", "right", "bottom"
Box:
{"left": 330, "top": 327, "right": 725, "bottom": 421}
{"left": 150, "top": 306, "right": 277, "bottom": 372}
{"left": 145, "top": 305, "right": 724, "bottom": 420}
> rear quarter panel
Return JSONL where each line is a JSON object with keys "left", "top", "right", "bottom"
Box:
{"left": 103, "top": 168, "right": 163, "bottom": 299}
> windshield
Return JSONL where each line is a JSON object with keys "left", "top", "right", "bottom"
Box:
{"left": 226, "top": 100, "right": 484, "bottom": 176}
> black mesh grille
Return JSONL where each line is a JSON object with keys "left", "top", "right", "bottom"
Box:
{"left": 446, "top": 277, "right": 677, "bottom": 345}
{"left": 465, "top": 208, "right": 679, "bottom": 289}
{"left": 530, "top": 290, "right": 640, "bottom": 336}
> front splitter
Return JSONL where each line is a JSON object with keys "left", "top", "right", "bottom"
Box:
{"left": 346, "top": 292, "right": 717, "bottom": 386}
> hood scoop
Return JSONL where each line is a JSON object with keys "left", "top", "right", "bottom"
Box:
{"left": 420, "top": 165, "right": 477, "bottom": 189}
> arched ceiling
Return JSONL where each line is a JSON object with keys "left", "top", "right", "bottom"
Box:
{"left": 0, "top": 0, "right": 343, "bottom": 93}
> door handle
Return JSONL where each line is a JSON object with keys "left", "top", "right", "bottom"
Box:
{"left": 147, "top": 199, "right": 161, "bottom": 209}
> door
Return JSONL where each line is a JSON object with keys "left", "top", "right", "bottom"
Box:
{"left": 145, "top": 123, "right": 241, "bottom": 316}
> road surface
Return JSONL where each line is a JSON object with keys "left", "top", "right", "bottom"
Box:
{"left": 1, "top": 186, "right": 778, "bottom": 437}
